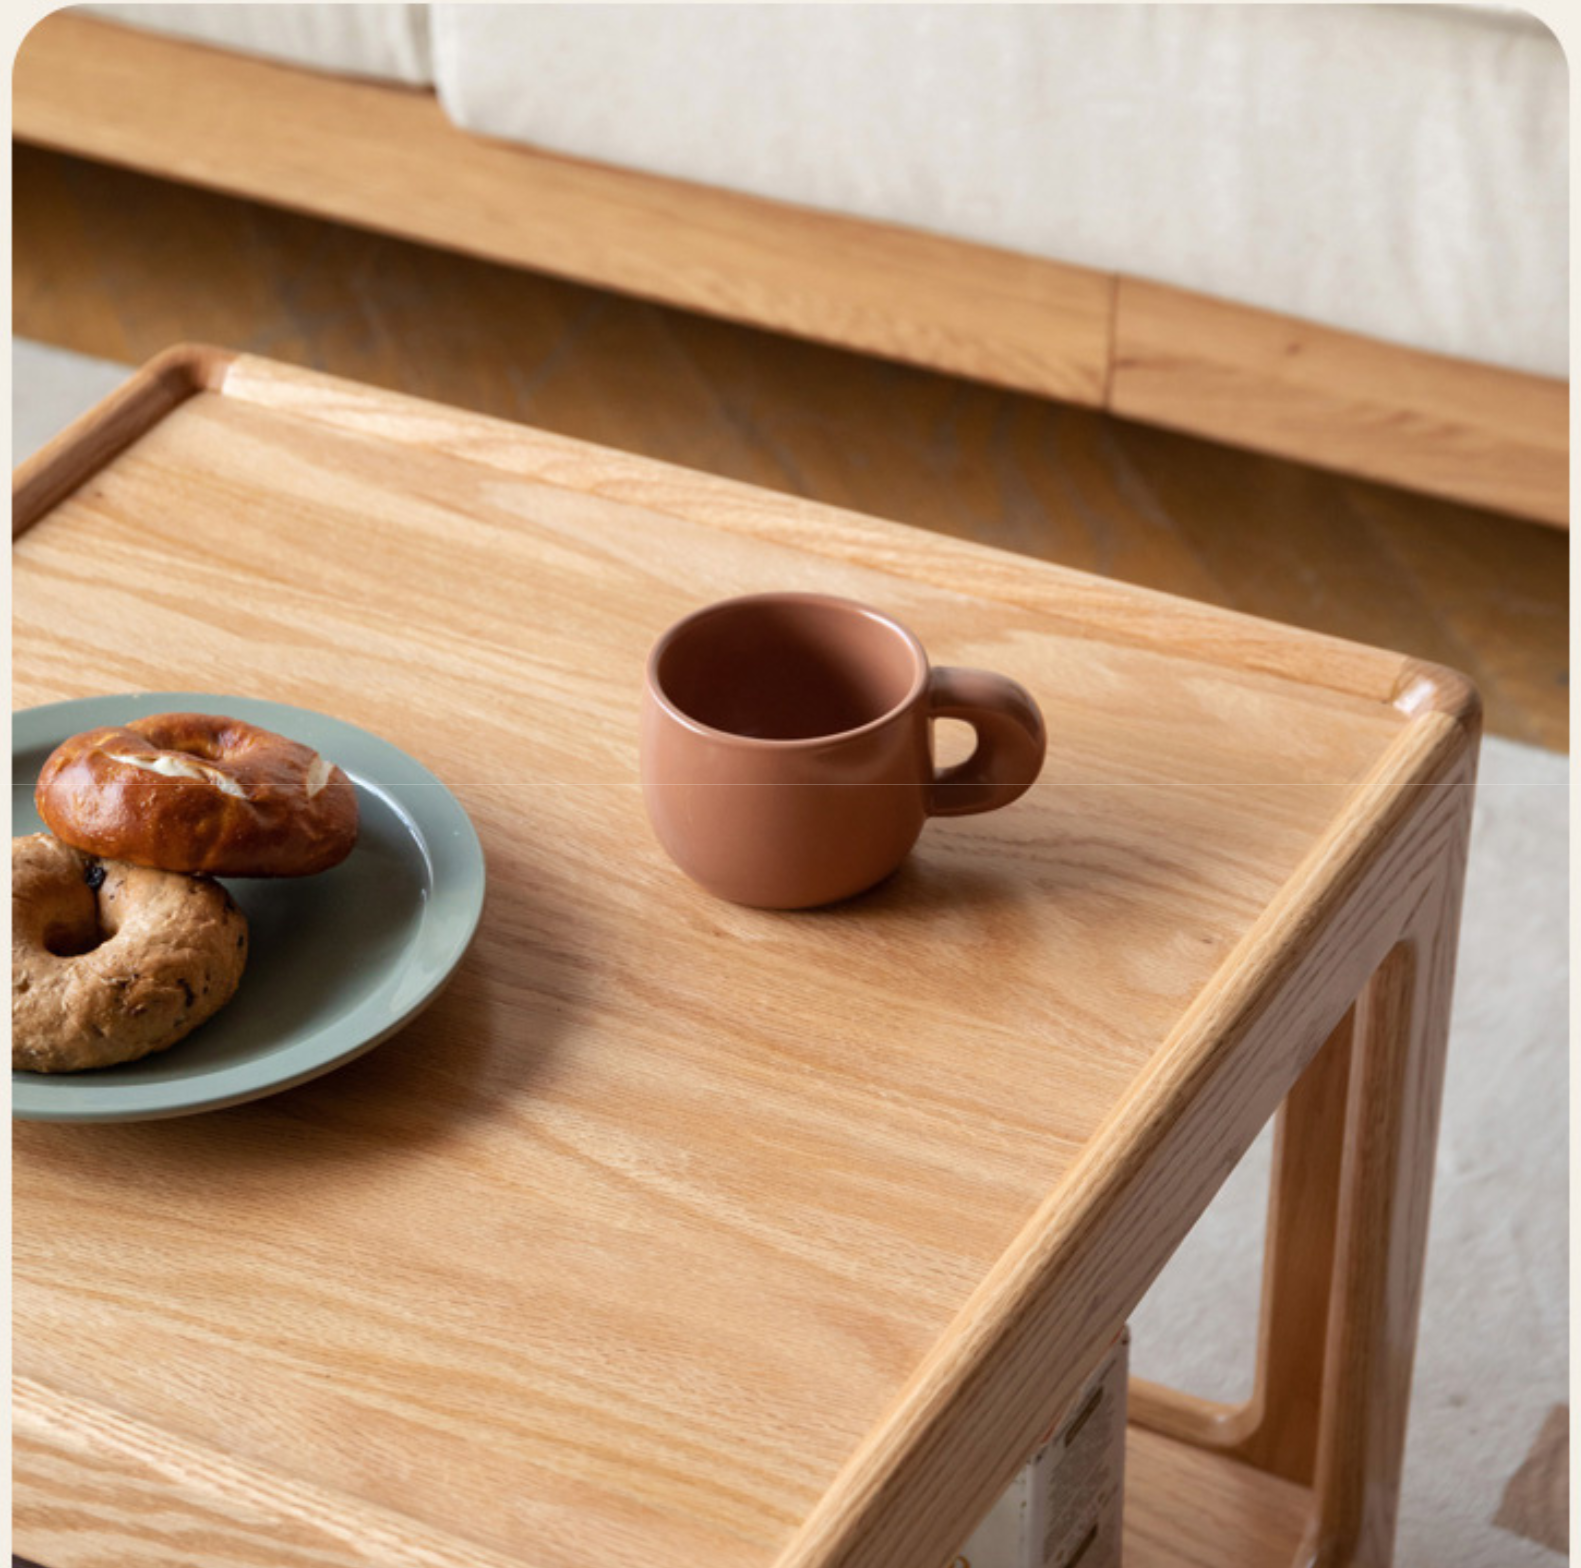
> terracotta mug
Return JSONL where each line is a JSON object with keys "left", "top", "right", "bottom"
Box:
{"left": 640, "top": 593, "right": 1047, "bottom": 908}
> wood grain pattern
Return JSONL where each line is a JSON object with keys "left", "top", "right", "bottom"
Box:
{"left": 13, "top": 354, "right": 1478, "bottom": 1568}
{"left": 12, "top": 13, "right": 1566, "bottom": 526}
{"left": 14, "top": 1374, "right": 532, "bottom": 1568}
{"left": 15, "top": 1380, "right": 1311, "bottom": 1568}
{"left": 1111, "top": 278, "right": 1568, "bottom": 528}
{"left": 1124, "top": 1430, "right": 1310, "bottom": 1568}
{"left": 773, "top": 709, "right": 1475, "bottom": 1568}
{"left": 11, "top": 342, "right": 229, "bottom": 535}
{"left": 10, "top": 12, "right": 1111, "bottom": 407}
{"left": 211, "top": 354, "right": 1419, "bottom": 710}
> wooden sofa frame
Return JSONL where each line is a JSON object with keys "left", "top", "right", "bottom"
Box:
{"left": 13, "top": 11, "right": 1568, "bottom": 527}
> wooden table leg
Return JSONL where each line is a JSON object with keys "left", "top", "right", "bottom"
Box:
{"left": 1232, "top": 1006, "right": 1356, "bottom": 1486}
{"left": 1129, "top": 1007, "right": 1354, "bottom": 1482}
{"left": 1297, "top": 847, "right": 1469, "bottom": 1568}
{"left": 1133, "top": 765, "right": 1475, "bottom": 1568}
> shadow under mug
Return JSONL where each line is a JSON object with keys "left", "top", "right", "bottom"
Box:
{"left": 640, "top": 593, "right": 1047, "bottom": 909}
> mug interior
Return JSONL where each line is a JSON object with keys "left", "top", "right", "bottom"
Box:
{"left": 655, "top": 598, "right": 922, "bottom": 741}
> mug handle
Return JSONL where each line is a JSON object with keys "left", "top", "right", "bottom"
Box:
{"left": 927, "top": 667, "right": 1047, "bottom": 817}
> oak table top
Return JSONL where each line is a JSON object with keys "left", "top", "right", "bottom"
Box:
{"left": 12, "top": 348, "right": 1479, "bottom": 1568}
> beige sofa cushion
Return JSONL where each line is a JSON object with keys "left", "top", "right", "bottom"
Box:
{"left": 84, "top": 3, "right": 433, "bottom": 86}
{"left": 431, "top": 3, "right": 1567, "bottom": 378}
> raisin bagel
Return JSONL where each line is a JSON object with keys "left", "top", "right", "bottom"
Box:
{"left": 35, "top": 712, "right": 358, "bottom": 877}
{"left": 12, "top": 834, "right": 249, "bottom": 1073}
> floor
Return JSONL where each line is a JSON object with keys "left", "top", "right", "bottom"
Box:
{"left": 12, "top": 144, "right": 1569, "bottom": 753}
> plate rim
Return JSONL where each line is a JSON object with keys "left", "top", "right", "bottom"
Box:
{"left": 11, "top": 692, "right": 487, "bottom": 1122}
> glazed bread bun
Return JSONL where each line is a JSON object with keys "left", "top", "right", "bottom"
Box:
{"left": 35, "top": 713, "right": 358, "bottom": 878}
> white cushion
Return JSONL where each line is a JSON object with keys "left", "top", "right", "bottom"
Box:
{"left": 432, "top": 3, "right": 1566, "bottom": 378}
{"left": 84, "top": 3, "right": 433, "bottom": 87}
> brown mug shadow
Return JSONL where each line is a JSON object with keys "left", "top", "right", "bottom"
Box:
{"left": 778, "top": 828, "right": 1068, "bottom": 924}
{"left": 838, "top": 852, "right": 1026, "bottom": 917}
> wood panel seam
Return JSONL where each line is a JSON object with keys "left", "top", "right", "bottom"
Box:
{"left": 1101, "top": 273, "right": 1122, "bottom": 410}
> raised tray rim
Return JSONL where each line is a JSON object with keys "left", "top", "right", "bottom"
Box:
{"left": 12, "top": 345, "right": 1481, "bottom": 1568}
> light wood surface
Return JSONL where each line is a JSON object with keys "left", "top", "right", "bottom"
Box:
{"left": 775, "top": 699, "right": 1475, "bottom": 1568}
{"left": 1111, "top": 279, "right": 1569, "bottom": 528}
{"left": 11, "top": 341, "right": 229, "bottom": 535}
{"left": 1125, "top": 1430, "right": 1311, "bottom": 1568}
{"left": 11, "top": 12, "right": 1566, "bottom": 525}
{"left": 212, "top": 355, "right": 1415, "bottom": 706}
{"left": 13, "top": 350, "right": 1479, "bottom": 1567}
{"left": 14, "top": 1381, "right": 1311, "bottom": 1568}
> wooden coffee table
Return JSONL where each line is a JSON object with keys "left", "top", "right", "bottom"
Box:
{"left": 12, "top": 348, "right": 1479, "bottom": 1568}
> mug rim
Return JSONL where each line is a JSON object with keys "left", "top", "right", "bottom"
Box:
{"left": 646, "top": 592, "right": 930, "bottom": 749}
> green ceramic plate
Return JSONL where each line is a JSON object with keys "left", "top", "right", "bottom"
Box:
{"left": 12, "top": 693, "right": 486, "bottom": 1122}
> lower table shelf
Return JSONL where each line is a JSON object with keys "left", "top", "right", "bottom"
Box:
{"left": 1124, "top": 1426, "right": 1310, "bottom": 1568}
